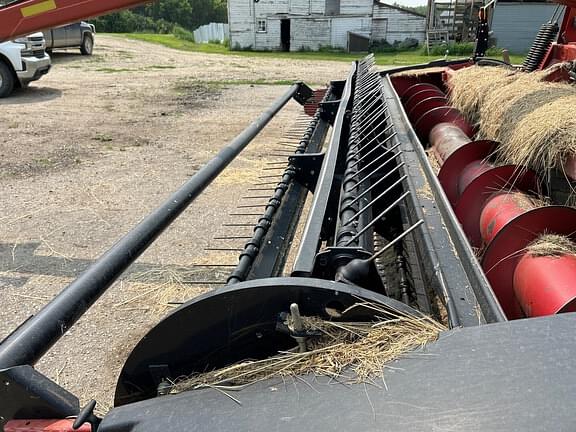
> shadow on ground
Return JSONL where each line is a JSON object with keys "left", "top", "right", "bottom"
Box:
{"left": 0, "top": 87, "right": 62, "bottom": 105}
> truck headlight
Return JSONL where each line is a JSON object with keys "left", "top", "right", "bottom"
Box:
{"left": 20, "top": 45, "right": 34, "bottom": 57}
{"left": 14, "top": 39, "right": 35, "bottom": 56}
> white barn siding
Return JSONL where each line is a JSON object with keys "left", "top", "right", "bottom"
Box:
{"left": 291, "top": 18, "right": 331, "bottom": 50}
{"left": 311, "top": 0, "right": 326, "bottom": 14}
{"left": 229, "top": 0, "right": 256, "bottom": 49}
{"left": 339, "top": 0, "right": 373, "bottom": 15}
{"left": 255, "top": 18, "right": 282, "bottom": 50}
{"left": 289, "top": 0, "right": 311, "bottom": 15}
{"left": 331, "top": 17, "right": 371, "bottom": 49}
{"left": 372, "top": 3, "right": 425, "bottom": 43}
{"left": 255, "top": 0, "right": 289, "bottom": 16}
{"left": 229, "top": 0, "right": 427, "bottom": 52}
{"left": 492, "top": 3, "right": 556, "bottom": 53}
{"left": 288, "top": 0, "right": 325, "bottom": 14}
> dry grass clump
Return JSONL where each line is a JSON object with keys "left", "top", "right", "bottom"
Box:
{"left": 493, "top": 95, "right": 576, "bottom": 174}
{"left": 527, "top": 234, "right": 576, "bottom": 257}
{"left": 448, "top": 66, "right": 519, "bottom": 124}
{"left": 168, "top": 303, "right": 445, "bottom": 395}
{"left": 116, "top": 268, "right": 224, "bottom": 313}
{"left": 448, "top": 64, "right": 576, "bottom": 175}
{"left": 480, "top": 81, "right": 574, "bottom": 143}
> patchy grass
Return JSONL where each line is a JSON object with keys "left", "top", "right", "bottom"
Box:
{"left": 95, "top": 67, "right": 139, "bottom": 73}
{"left": 33, "top": 158, "right": 54, "bottom": 167}
{"left": 113, "top": 33, "right": 524, "bottom": 66}
{"left": 146, "top": 65, "right": 177, "bottom": 70}
{"left": 94, "top": 65, "right": 176, "bottom": 73}
{"left": 173, "top": 78, "right": 311, "bottom": 95}
{"left": 209, "top": 79, "right": 298, "bottom": 86}
{"left": 93, "top": 133, "right": 113, "bottom": 142}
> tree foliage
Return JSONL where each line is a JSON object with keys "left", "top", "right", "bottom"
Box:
{"left": 92, "top": 0, "right": 227, "bottom": 33}
{"left": 392, "top": 3, "right": 427, "bottom": 16}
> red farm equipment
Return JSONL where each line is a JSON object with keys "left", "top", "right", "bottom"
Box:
{"left": 2, "top": 0, "right": 576, "bottom": 430}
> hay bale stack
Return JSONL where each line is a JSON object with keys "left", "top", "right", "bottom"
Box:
{"left": 448, "top": 66, "right": 519, "bottom": 125}
{"left": 527, "top": 234, "right": 576, "bottom": 257}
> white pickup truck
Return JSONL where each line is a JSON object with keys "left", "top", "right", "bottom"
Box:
{"left": 0, "top": 32, "right": 51, "bottom": 98}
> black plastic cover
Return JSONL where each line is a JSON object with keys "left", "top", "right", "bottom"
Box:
{"left": 101, "top": 312, "right": 576, "bottom": 432}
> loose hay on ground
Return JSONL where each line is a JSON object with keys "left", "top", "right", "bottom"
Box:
{"left": 117, "top": 268, "right": 221, "bottom": 313}
{"left": 168, "top": 303, "right": 445, "bottom": 395}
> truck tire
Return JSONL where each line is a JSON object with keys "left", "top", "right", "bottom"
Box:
{"left": 80, "top": 34, "right": 94, "bottom": 56}
{"left": 0, "top": 60, "right": 15, "bottom": 98}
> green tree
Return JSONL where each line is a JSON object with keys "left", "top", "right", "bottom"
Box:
{"left": 93, "top": 0, "right": 228, "bottom": 33}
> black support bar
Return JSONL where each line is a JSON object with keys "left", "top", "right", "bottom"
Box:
{"left": 291, "top": 66, "right": 356, "bottom": 277}
{"left": 0, "top": 83, "right": 302, "bottom": 369}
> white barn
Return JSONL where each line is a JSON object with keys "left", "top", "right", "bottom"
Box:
{"left": 227, "top": 0, "right": 426, "bottom": 52}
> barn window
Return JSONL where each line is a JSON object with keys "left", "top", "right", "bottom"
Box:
{"left": 257, "top": 19, "right": 267, "bottom": 33}
{"left": 326, "top": 0, "right": 340, "bottom": 15}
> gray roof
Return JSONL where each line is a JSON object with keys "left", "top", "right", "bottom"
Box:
{"left": 375, "top": 1, "right": 427, "bottom": 17}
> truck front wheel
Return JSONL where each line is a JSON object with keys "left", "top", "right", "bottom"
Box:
{"left": 80, "top": 34, "right": 94, "bottom": 55}
{"left": 0, "top": 60, "right": 15, "bottom": 98}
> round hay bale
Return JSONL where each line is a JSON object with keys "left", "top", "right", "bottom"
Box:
{"left": 448, "top": 66, "right": 519, "bottom": 126}
{"left": 495, "top": 94, "right": 576, "bottom": 173}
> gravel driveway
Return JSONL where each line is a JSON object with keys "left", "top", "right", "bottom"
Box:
{"left": 0, "top": 35, "right": 350, "bottom": 410}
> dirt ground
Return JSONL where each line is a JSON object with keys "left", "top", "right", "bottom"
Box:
{"left": 0, "top": 35, "right": 351, "bottom": 411}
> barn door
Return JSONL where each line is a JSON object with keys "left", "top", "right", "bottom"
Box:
{"left": 281, "top": 19, "right": 291, "bottom": 51}
{"left": 372, "top": 18, "right": 388, "bottom": 41}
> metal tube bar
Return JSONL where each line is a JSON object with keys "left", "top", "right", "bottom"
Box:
{"left": 346, "top": 168, "right": 407, "bottom": 209}
{"left": 349, "top": 149, "right": 401, "bottom": 191}
{"left": 335, "top": 63, "right": 384, "bottom": 249}
{"left": 355, "top": 98, "right": 384, "bottom": 124}
{"left": 350, "top": 130, "right": 396, "bottom": 164}
{"left": 353, "top": 131, "right": 397, "bottom": 163}
{"left": 355, "top": 75, "right": 379, "bottom": 94}
{"left": 351, "top": 144, "right": 402, "bottom": 181}
{"left": 368, "top": 220, "right": 424, "bottom": 261}
{"left": 345, "top": 193, "right": 413, "bottom": 247}
{"left": 0, "top": 83, "right": 300, "bottom": 369}
{"left": 353, "top": 96, "right": 384, "bottom": 121}
{"left": 292, "top": 64, "right": 356, "bottom": 276}
{"left": 355, "top": 104, "right": 387, "bottom": 128}
{"left": 352, "top": 116, "right": 391, "bottom": 145}
{"left": 356, "top": 121, "right": 393, "bottom": 149}
{"left": 356, "top": 73, "right": 378, "bottom": 87}
{"left": 355, "top": 85, "right": 380, "bottom": 103}
{"left": 344, "top": 184, "right": 409, "bottom": 227}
